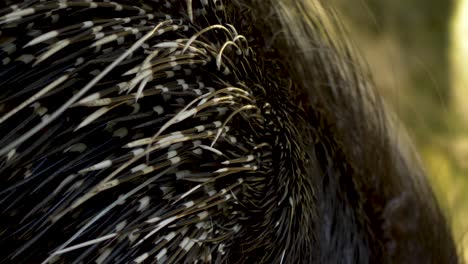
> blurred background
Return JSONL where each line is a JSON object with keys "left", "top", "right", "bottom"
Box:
{"left": 331, "top": 0, "right": 468, "bottom": 260}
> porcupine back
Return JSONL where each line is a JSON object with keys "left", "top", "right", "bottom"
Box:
{"left": 0, "top": 0, "right": 458, "bottom": 263}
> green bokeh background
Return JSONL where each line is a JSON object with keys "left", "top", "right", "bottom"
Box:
{"left": 332, "top": 0, "right": 468, "bottom": 259}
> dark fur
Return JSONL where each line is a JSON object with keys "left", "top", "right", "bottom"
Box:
{"left": 0, "top": 0, "right": 458, "bottom": 263}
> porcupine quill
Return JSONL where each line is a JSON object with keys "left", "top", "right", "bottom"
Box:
{"left": 0, "top": 0, "right": 459, "bottom": 263}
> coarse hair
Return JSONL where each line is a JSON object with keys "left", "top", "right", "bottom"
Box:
{"left": 0, "top": 0, "right": 458, "bottom": 263}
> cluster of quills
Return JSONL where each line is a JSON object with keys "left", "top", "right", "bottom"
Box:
{"left": 0, "top": 0, "right": 311, "bottom": 263}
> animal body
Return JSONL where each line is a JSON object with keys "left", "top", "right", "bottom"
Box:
{"left": 0, "top": 0, "right": 458, "bottom": 263}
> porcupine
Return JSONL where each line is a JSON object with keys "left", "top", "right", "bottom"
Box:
{"left": 0, "top": 0, "right": 459, "bottom": 263}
